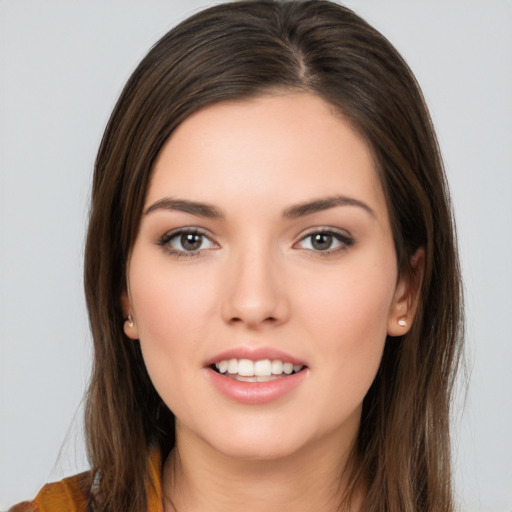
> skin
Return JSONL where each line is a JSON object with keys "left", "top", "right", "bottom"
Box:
{"left": 123, "top": 93, "right": 419, "bottom": 511}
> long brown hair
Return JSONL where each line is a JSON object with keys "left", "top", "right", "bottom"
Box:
{"left": 83, "top": 1, "right": 464, "bottom": 511}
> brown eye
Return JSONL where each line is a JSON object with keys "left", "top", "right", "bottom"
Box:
{"left": 180, "top": 233, "right": 203, "bottom": 251}
{"left": 296, "top": 230, "right": 354, "bottom": 253}
{"left": 311, "top": 233, "right": 333, "bottom": 251}
{"left": 158, "top": 229, "right": 217, "bottom": 256}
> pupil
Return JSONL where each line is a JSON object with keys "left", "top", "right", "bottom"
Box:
{"left": 312, "top": 233, "right": 332, "bottom": 250}
{"left": 181, "top": 233, "right": 202, "bottom": 251}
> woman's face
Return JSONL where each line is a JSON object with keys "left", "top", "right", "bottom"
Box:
{"left": 124, "top": 93, "right": 412, "bottom": 460}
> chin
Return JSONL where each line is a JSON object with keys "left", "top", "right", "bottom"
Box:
{"left": 190, "top": 416, "right": 327, "bottom": 462}
{"left": 209, "top": 436, "right": 305, "bottom": 462}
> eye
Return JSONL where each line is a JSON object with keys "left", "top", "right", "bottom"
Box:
{"left": 158, "top": 228, "right": 218, "bottom": 256}
{"left": 295, "top": 229, "right": 354, "bottom": 253}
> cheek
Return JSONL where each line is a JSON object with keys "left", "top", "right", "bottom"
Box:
{"left": 296, "top": 254, "right": 397, "bottom": 388}
{"left": 130, "top": 257, "right": 217, "bottom": 344}
{"left": 302, "top": 262, "right": 395, "bottom": 336}
{"left": 127, "top": 253, "right": 221, "bottom": 408}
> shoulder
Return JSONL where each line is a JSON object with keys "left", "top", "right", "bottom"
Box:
{"left": 9, "top": 471, "right": 92, "bottom": 512}
{"left": 8, "top": 448, "right": 162, "bottom": 512}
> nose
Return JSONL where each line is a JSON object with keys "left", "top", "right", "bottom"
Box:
{"left": 221, "top": 244, "right": 290, "bottom": 329}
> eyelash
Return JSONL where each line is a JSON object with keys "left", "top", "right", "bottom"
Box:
{"left": 295, "top": 229, "right": 355, "bottom": 256}
{"left": 157, "top": 227, "right": 354, "bottom": 259}
{"left": 157, "top": 228, "right": 218, "bottom": 259}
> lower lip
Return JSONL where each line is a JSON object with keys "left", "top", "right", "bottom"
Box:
{"left": 205, "top": 368, "right": 307, "bottom": 405}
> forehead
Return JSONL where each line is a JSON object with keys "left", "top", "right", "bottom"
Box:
{"left": 147, "top": 93, "right": 386, "bottom": 219}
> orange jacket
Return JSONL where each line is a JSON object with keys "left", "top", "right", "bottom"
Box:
{"left": 8, "top": 450, "right": 164, "bottom": 512}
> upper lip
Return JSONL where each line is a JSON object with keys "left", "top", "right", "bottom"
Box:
{"left": 204, "top": 346, "right": 307, "bottom": 367}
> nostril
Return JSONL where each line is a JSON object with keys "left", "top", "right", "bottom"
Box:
{"left": 228, "top": 315, "right": 279, "bottom": 328}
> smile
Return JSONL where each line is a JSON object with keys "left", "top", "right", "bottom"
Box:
{"left": 212, "top": 358, "right": 305, "bottom": 382}
{"left": 205, "top": 350, "right": 308, "bottom": 405}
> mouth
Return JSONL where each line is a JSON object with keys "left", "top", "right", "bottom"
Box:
{"left": 210, "top": 358, "right": 306, "bottom": 383}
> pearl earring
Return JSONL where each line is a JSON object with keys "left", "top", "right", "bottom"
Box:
{"left": 127, "top": 314, "right": 134, "bottom": 328}
{"left": 398, "top": 318, "right": 407, "bottom": 327}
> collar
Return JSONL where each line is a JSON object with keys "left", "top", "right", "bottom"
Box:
{"left": 147, "top": 447, "right": 165, "bottom": 512}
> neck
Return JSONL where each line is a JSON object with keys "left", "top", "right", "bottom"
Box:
{"left": 162, "top": 425, "right": 363, "bottom": 512}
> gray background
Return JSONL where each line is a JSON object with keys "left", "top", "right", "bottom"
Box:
{"left": 1, "top": 1, "right": 511, "bottom": 510}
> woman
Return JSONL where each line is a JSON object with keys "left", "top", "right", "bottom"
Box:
{"left": 11, "top": 1, "right": 463, "bottom": 511}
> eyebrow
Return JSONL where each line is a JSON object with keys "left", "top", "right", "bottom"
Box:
{"left": 144, "top": 195, "right": 376, "bottom": 219}
{"left": 144, "top": 198, "right": 224, "bottom": 218}
{"left": 282, "top": 195, "right": 376, "bottom": 219}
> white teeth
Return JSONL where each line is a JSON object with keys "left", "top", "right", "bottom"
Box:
{"left": 213, "top": 358, "right": 304, "bottom": 377}
{"left": 237, "top": 359, "right": 254, "bottom": 376}
{"left": 271, "top": 360, "right": 283, "bottom": 375}
{"left": 254, "top": 359, "right": 272, "bottom": 376}
{"left": 234, "top": 375, "right": 258, "bottom": 382}
{"left": 227, "top": 358, "right": 238, "bottom": 374}
{"left": 256, "top": 375, "right": 277, "bottom": 382}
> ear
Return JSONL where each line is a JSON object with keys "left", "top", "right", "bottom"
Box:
{"left": 387, "top": 248, "right": 425, "bottom": 336}
{"left": 121, "top": 288, "right": 139, "bottom": 340}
